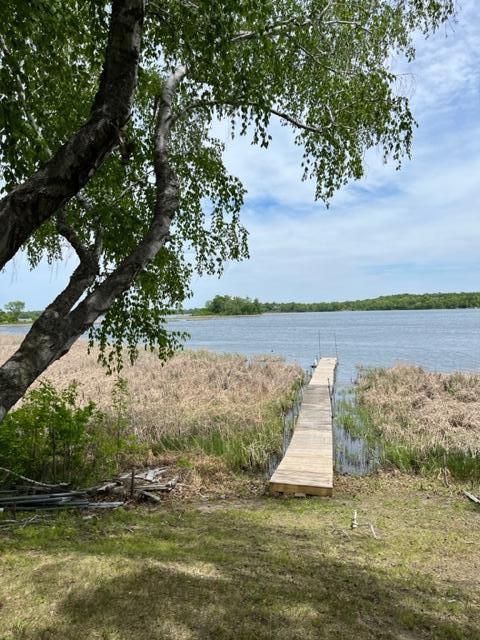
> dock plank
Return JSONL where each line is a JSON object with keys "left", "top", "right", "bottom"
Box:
{"left": 269, "top": 357, "right": 337, "bottom": 497}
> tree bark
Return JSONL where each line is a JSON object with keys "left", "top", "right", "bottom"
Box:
{"left": 0, "top": 0, "right": 145, "bottom": 271}
{"left": 0, "top": 181, "right": 177, "bottom": 417}
{"left": 0, "top": 66, "right": 184, "bottom": 420}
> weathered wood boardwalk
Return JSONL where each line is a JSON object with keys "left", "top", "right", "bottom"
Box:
{"left": 269, "top": 357, "right": 337, "bottom": 496}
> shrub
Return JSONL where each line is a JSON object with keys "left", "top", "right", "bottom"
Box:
{"left": 0, "top": 380, "right": 139, "bottom": 486}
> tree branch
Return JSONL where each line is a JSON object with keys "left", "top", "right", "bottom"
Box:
{"left": 67, "top": 66, "right": 187, "bottom": 330}
{"left": 56, "top": 212, "right": 91, "bottom": 263}
{"left": 0, "top": 65, "right": 186, "bottom": 418}
{"left": 230, "top": 3, "right": 370, "bottom": 44}
{"left": 0, "top": 0, "right": 145, "bottom": 271}
{"left": 268, "top": 107, "right": 330, "bottom": 135}
{"left": 177, "top": 99, "right": 330, "bottom": 136}
{"left": 154, "top": 67, "right": 187, "bottom": 160}
{"left": 298, "top": 44, "right": 359, "bottom": 77}
{"left": 231, "top": 16, "right": 312, "bottom": 43}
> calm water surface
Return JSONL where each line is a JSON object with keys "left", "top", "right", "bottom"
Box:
{"left": 3, "top": 309, "right": 480, "bottom": 388}
{"left": 169, "top": 309, "right": 480, "bottom": 387}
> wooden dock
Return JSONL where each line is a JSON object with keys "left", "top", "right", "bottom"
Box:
{"left": 269, "top": 357, "right": 337, "bottom": 497}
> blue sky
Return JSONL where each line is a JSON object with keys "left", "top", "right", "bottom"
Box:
{"left": 1, "top": 2, "right": 479, "bottom": 309}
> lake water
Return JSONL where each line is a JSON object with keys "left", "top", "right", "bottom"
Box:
{"left": 3, "top": 309, "right": 480, "bottom": 388}
{"left": 172, "top": 308, "right": 480, "bottom": 386}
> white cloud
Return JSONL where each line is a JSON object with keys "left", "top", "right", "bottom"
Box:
{"left": 402, "top": 1, "right": 480, "bottom": 116}
{"left": 189, "top": 1, "right": 480, "bottom": 305}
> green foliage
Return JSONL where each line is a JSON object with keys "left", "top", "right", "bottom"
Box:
{"left": 0, "top": 300, "right": 25, "bottom": 323}
{"left": 3, "top": 300, "right": 25, "bottom": 322}
{"left": 0, "top": 380, "right": 139, "bottom": 486}
{"left": 0, "top": 300, "right": 42, "bottom": 323}
{"left": 0, "top": 0, "right": 455, "bottom": 366}
{"left": 0, "top": 0, "right": 108, "bottom": 191}
{"left": 191, "top": 291, "right": 480, "bottom": 314}
{"left": 268, "top": 291, "right": 480, "bottom": 312}
{"left": 109, "top": 376, "right": 139, "bottom": 467}
{"left": 193, "top": 295, "right": 262, "bottom": 316}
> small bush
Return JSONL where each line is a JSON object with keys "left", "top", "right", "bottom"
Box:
{"left": 0, "top": 380, "right": 140, "bottom": 486}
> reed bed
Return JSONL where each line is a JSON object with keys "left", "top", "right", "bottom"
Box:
{"left": 0, "top": 335, "right": 302, "bottom": 471}
{"left": 346, "top": 364, "right": 480, "bottom": 479}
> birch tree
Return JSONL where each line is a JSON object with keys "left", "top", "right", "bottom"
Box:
{"left": 0, "top": 0, "right": 454, "bottom": 419}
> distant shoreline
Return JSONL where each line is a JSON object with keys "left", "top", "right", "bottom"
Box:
{"left": 188, "top": 292, "right": 480, "bottom": 317}
{"left": 0, "top": 322, "right": 32, "bottom": 327}
{"left": 4, "top": 307, "right": 480, "bottom": 324}
{"left": 4, "top": 291, "right": 480, "bottom": 324}
{"left": 185, "top": 307, "right": 480, "bottom": 319}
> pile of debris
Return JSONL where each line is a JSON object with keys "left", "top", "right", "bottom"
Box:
{"left": 0, "top": 466, "right": 178, "bottom": 514}
{"left": 89, "top": 467, "right": 178, "bottom": 504}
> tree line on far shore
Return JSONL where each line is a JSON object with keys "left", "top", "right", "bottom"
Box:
{"left": 0, "top": 301, "right": 41, "bottom": 324}
{"left": 190, "top": 292, "right": 480, "bottom": 316}
{"left": 4, "top": 291, "right": 479, "bottom": 324}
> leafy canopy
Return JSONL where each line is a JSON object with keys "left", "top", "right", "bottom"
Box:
{"left": 0, "top": 0, "right": 454, "bottom": 366}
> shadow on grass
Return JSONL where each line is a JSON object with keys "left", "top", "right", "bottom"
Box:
{"left": 7, "top": 505, "right": 479, "bottom": 640}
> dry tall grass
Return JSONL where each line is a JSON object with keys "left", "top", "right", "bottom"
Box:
{"left": 357, "top": 365, "right": 480, "bottom": 456}
{"left": 0, "top": 335, "right": 302, "bottom": 468}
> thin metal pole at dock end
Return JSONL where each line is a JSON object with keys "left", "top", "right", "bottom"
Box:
{"left": 327, "top": 378, "right": 334, "bottom": 419}
{"left": 318, "top": 330, "right": 322, "bottom": 359}
{"left": 328, "top": 373, "right": 336, "bottom": 417}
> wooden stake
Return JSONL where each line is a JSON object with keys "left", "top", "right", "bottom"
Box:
{"left": 130, "top": 468, "right": 135, "bottom": 498}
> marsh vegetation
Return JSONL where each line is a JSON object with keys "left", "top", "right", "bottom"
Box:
{"left": 336, "top": 365, "right": 480, "bottom": 482}
{"left": 0, "top": 335, "right": 302, "bottom": 487}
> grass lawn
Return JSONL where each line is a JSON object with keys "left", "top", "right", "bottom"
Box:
{"left": 0, "top": 474, "right": 479, "bottom": 640}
